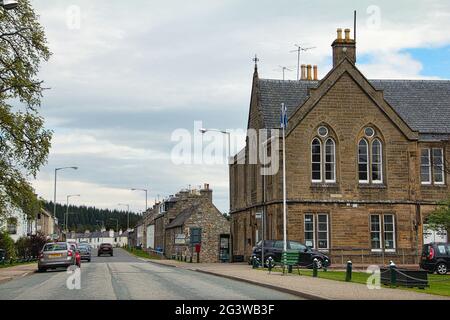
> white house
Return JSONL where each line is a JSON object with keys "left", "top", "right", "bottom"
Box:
{"left": 69, "top": 229, "right": 129, "bottom": 248}
{"left": 0, "top": 208, "right": 55, "bottom": 242}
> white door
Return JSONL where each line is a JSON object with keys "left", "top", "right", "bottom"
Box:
{"left": 146, "top": 225, "right": 155, "bottom": 249}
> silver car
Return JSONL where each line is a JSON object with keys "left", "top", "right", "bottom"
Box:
{"left": 38, "top": 242, "right": 76, "bottom": 272}
{"left": 78, "top": 243, "right": 92, "bottom": 262}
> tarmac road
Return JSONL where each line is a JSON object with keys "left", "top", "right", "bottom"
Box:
{"left": 0, "top": 248, "right": 301, "bottom": 300}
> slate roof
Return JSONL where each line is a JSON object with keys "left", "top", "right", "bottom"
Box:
{"left": 258, "top": 78, "right": 450, "bottom": 136}
{"left": 165, "top": 204, "right": 200, "bottom": 229}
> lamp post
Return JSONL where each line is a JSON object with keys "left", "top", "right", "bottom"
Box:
{"left": 65, "top": 194, "right": 80, "bottom": 233}
{"left": 118, "top": 203, "right": 130, "bottom": 231}
{"left": 131, "top": 188, "right": 148, "bottom": 214}
{"left": 53, "top": 166, "right": 78, "bottom": 219}
{"left": 0, "top": 0, "right": 18, "bottom": 10}
{"left": 199, "top": 128, "right": 231, "bottom": 164}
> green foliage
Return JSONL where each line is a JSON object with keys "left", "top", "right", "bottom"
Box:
{"left": 426, "top": 198, "right": 450, "bottom": 232}
{"left": 0, "top": 230, "right": 16, "bottom": 259}
{"left": 15, "top": 231, "right": 47, "bottom": 258}
{"left": 43, "top": 201, "right": 141, "bottom": 233}
{"left": 0, "top": 0, "right": 52, "bottom": 219}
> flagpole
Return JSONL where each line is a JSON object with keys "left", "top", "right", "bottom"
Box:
{"left": 281, "top": 103, "right": 288, "bottom": 273}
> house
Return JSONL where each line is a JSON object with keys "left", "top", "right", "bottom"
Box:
{"left": 140, "top": 184, "right": 231, "bottom": 263}
{"left": 230, "top": 27, "right": 450, "bottom": 264}
{"left": 0, "top": 208, "right": 56, "bottom": 242}
{"left": 69, "top": 229, "right": 129, "bottom": 248}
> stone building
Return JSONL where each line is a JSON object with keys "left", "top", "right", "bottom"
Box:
{"left": 141, "top": 184, "right": 231, "bottom": 263}
{"left": 230, "top": 28, "right": 450, "bottom": 264}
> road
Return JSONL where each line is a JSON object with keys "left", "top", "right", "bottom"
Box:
{"left": 0, "top": 248, "right": 300, "bottom": 300}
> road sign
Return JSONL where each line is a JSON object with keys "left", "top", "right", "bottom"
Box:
{"left": 256, "top": 212, "right": 262, "bottom": 219}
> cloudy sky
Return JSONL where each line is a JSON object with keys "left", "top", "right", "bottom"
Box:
{"left": 29, "top": 0, "right": 450, "bottom": 213}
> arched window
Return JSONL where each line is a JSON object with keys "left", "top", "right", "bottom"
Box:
{"left": 358, "top": 139, "right": 369, "bottom": 183}
{"left": 311, "top": 138, "right": 322, "bottom": 182}
{"left": 325, "top": 139, "right": 336, "bottom": 182}
{"left": 371, "top": 139, "right": 383, "bottom": 183}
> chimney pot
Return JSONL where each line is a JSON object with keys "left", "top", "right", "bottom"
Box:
{"left": 337, "top": 28, "right": 343, "bottom": 41}
{"left": 306, "top": 65, "right": 312, "bottom": 81}
{"left": 313, "top": 65, "right": 318, "bottom": 81}
{"left": 300, "top": 64, "right": 306, "bottom": 80}
{"left": 344, "top": 28, "right": 351, "bottom": 42}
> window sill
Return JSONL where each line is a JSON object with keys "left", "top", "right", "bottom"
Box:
{"left": 358, "top": 184, "right": 386, "bottom": 189}
{"left": 310, "top": 183, "right": 339, "bottom": 189}
{"left": 421, "top": 184, "right": 447, "bottom": 188}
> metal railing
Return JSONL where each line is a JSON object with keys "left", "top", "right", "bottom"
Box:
{"left": 325, "top": 247, "right": 420, "bottom": 266}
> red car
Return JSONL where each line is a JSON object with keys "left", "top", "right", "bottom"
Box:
{"left": 69, "top": 243, "right": 81, "bottom": 268}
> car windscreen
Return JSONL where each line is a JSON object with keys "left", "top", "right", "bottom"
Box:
{"left": 43, "top": 243, "right": 67, "bottom": 251}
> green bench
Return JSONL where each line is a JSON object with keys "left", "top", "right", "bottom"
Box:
{"left": 267, "top": 250, "right": 300, "bottom": 275}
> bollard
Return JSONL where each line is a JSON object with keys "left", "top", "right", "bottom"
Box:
{"left": 345, "top": 260, "right": 352, "bottom": 282}
{"left": 313, "top": 258, "right": 318, "bottom": 277}
{"left": 267, "top": 257, "right": 274, "bottom": 273}
{"left": 252, "top": 256, "right": 257, "bottom": 269}
{"left": 389, "top": 261, "right": 397, "bottom": 287}
{"left": 189, "top": 256, "right": 193, "bottom": 263}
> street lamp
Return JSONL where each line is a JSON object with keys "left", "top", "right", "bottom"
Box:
{"left": 53, "top": 166, "right": 78, "bottom": 219}
{"left": 109, "top": 218, "right": 119, "bottom": 234}
{"left": 131, "top": 188, "right": 148, "bottom": 214}
{"left": 0, "top": 0, "right": 18, "bottom": 10}
{"left": 65, "top": 194, "right": 80, "bottom": 233}
{"left": 199, "top": 128, "right": 231, "bottom": 164}
{"left": 118, "top": 203, "right": 130, "bottom": 231}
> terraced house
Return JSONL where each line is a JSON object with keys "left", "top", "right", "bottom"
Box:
{"left": 230, "top": 28, "right": 450, "bottom": 264}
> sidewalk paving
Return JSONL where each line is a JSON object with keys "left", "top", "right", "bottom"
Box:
{"left": 0, "top": 263, "right": 37, "bottom": 284}
{"left": 143, "top": 259, "right": 449, "bottom": 300}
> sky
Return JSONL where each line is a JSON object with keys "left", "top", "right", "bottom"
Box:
{"left": 28, "top": 0, "right": 450, "bottom": 213}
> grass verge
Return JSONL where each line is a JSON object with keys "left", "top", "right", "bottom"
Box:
{"left": 0, "top": 261, "right": 36, "bottom": 269}
{"left": 257, "top": 267, "right": 450, "bottom": 297}
{"left": 124, "top": 247, "right": 162, "bottom": 260}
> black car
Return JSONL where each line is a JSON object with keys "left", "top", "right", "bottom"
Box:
{"left": 97, "top": 243, "right": 113, "bottom": 257}
{"left": 250, "top": 240, "right": 331, "bottom": 269}
{"left": 420, "top": 242, "right": 449, "bottom": 275}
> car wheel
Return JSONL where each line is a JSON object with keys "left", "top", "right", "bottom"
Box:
{"left": 436, "top": 262, "right": 448, "bottom": 275}
{"left": 264, "top": 255, "right": 275, "bottom": 268}
{"left": 314, "top": 258, "right": 323, "bottom": 269}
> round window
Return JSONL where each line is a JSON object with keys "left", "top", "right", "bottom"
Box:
{"left": 318, "top": 126, "right": 329, "bottom": 137}
{"left": 364, "top": 127, "right": 375, "bottom": 138}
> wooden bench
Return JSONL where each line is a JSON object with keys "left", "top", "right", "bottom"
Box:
{"left": 271, "top": 250, "right": 300, "bottom": 275}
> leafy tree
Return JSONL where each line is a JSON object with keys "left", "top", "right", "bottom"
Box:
{"left": 0, "top": 0, "right": 52, "bottom": 219}
{"left": 426, "top": 198, "right": 450, "bottom": 232}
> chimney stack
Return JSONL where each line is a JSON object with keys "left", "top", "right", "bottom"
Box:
{"left": 306, "top": 65, "right": 312, "bottom": 80}
{"left": 331, "top": 27, "right": 356, "bottom": 67}
{"left": 313, "top": 65, "right": 318, "bottom": 81}
{"left": 200, "top": 183, "right": 213, "bottom": 202}
{"left": 300, "top": 64, "right": 306, "bottom": 80}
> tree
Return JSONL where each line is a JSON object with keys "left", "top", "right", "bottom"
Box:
{"left": 426, "top": 198, "right": 450, "bottom": 232}
{"left": 0, "top": 0, "right": 52, "bottom": 220}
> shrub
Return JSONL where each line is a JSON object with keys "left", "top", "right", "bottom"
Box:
{"left": 0, "top": 231, "right": 16, "bottom": 260}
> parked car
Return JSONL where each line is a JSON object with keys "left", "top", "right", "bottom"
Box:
{"left": 69, "top": 243, "right": 81, "bottom": 268}
{"left": 77, "top": 243, "right": 91, "bottom": 262}
{"left": 420, "top": 242, "right": 449, "bottom": 275}
{"left": 98, "top": 243, "right": 113, "bottom": 256}
{"left": 250, "top": 240, "right": 331, "bottom": 269}
{"left": 38, "top": 242, "right": 78, "bottom": 272}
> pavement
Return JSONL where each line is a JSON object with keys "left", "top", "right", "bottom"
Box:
{"left": 0, "top": 249, "right": 300, "bottom": 300}
{"left": 0, "top": 263, "right": 37, "bottom": 285}
{"left": 144, "top": 259, "right": 450, "bottom": 300}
